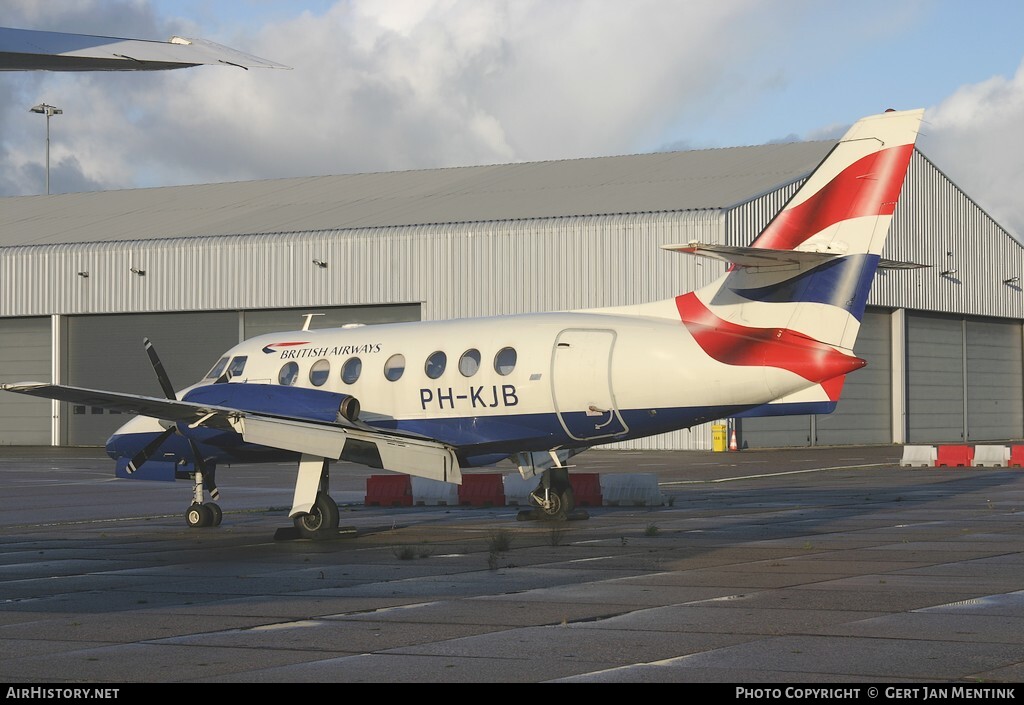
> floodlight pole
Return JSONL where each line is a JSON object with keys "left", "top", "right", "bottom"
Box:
{"left": 29, "top": 103, "right": 63, "bottom": 195}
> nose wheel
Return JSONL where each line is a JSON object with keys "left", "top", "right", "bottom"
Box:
{"left": 186, "top": 501, "right": 222, "bottom": 528}
{"left": 184, "top": 466, "right": 222, "bottom": 528}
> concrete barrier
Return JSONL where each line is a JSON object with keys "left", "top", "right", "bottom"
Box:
{"left": 936, "top": 445, "right": 974, "bottom": 468}
{"left": 973, "top": 445, "right": 1010, "bottom": 467}
{"left": 569, "top": 473, "right": 603, "bottom": 507}
{"left": 503, "top": 473, "right": 541, "bottom": 506}
{"left": 378, "top": 471, "right": 666, "bottom": 508}
{"left": 365, "top": 475, "right": 413, "bottom": 506}
{"left": 411, "top": 477, "right": 460, "bottom": 506}
{"left": 600, "top": 473, "right": 665, "bottom": 506}
{"left": 899, "top": 445, "right": 936, "bottom": 467}
{"left": 459, "top": 474, "right": 506, "bottom": 507}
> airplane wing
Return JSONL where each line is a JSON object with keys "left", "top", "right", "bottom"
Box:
{"left": 0, "top": 382, "right": 460, "bottom": 484}
{"left": 0, "top": 27, "right": 290, "bottom": 71}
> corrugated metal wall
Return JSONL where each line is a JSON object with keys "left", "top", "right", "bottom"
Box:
{"left": 0, "top": 211, "right": 729, "bottom": 450}
{"left": 870, "top": 153, "right": 1024, "bottom": 318}
{"left": 0, "top": 212, "right": 725, "bottom": 321}
{"left": 5, "top": 153, "right": 1018, "bottom": 324}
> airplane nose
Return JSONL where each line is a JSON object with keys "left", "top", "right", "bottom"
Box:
{"left": 104, "top": 433, "right": 120, "bottom": 460}
{"left": 105, "top": 415, "right": 166, "bottom": 460}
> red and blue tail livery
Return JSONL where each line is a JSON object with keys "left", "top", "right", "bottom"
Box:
{"left": 1, "top": 109, "right": 925, "bottom": 535}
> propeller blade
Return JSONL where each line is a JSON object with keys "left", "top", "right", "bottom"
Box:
{"left": 126, "top": 425, "right": 176, "bottom": 474}
{"left": 143, "top": 337, "right": 177, "bottom": 400}
{"left": 141, "top": 338, "right": 220, "bottom": 499}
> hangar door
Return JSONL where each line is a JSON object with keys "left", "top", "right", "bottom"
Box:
{"left": 905, "top": 314, "right": 1022, "bottom": 443}
{"left": 66, "top": 312, "right": 239, "bottom": 446}
{"left": 906, "top": 313, "right": 964, "bottom": 443}
{"left": 966, "top": 318, "right": 1023, "bottom": 440}
{"left": 737, "top": 310, "right": 892, "bottom": 448}
{"left": 0, "top": 317, "right": 51, "bottom": 445}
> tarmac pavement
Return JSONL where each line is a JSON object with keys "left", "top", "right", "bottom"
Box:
{"left": 1, "top": 444, "right": 1023, "bottom": 687}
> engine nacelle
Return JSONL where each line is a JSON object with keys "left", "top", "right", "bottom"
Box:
{"left": 183, "top": 383, "right": 360, "bottom": 424}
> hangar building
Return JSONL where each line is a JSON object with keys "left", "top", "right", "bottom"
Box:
{"left": 1, "top": 138, "right": 1022, "bottom": 451}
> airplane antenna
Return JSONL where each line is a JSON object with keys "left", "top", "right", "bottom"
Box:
{"left": 301, "top": 313, "right": 324, "bottom": 331}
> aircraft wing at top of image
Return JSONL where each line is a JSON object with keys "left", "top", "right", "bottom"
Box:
{"left": 0, "top": 26, "right": 290, "bottom": 71}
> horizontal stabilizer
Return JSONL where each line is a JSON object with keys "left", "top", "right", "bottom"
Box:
{"left": 878, "top": 258, "right": 930, "bottom": 270}
{"left": 663, "top": 242, "right": 928, "bottom": 271}
{"left": 662, "top": 242, "right": 838, "bottom": 268}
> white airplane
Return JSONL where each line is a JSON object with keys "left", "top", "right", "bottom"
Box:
{"left": 1, "top": 108, "right": 925, "bottom": 537}
{"left": 0, "top": 26, "right": 289, "bottom": 71}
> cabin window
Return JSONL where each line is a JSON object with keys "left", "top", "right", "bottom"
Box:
{"left": 227, "top": 356, "right": 248, "bottom": 379}
{"left": 309, "top": 359, "right": 330, "bottom": 387}
{"left": 425, "top": 351, "right": 447, "bottom": 379}
{"left": 494, "top": 347, "right": 517, "bottom": 376}
{"left": 459, "top": 349, "right": 481, "bottom": 377}
{"left": 341, "top": 357, "right": 362, "bottom": 385}
{"left": 278, "top": 361, "right": 299, "bottom": 386}
{"left": 384, "top": 354, "right": 406, "bottom": 381}
{"left": 205, "top": 356, "right": 229, "bottom": 380}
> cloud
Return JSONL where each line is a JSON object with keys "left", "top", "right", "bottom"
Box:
{"left": 1, "top": 0, "right": 1022, "bottom": 254}
{"left": 0, "top": 0, "right": 787, "bottom": 194}
{"left": 921, "top": 58, "right": 1024, "bottom": 239}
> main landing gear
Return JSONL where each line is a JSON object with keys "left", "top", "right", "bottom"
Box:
{"left": 529, "top": 466, "right": 576, "bottom": 521}
{"left": 293, "top": 491, "right": 340, "bottom": 539}
{"left": 286, "top": 454, "right": 345, "bottom": 540}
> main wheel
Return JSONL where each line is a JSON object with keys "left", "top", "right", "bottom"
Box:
{"left": 294, "top": 493, "right": 340, "bottom": 539}
{"left": 559, "top": 486, "right": 576, "bottom": 515}
{"left": 535, "top": 485, "right": 574, "bottom": 521}
{"left": 186, "top": 502, "right": 213, "bottom": 528}
{"left": 207, "top": 502, "right": 223, "bottom": 527}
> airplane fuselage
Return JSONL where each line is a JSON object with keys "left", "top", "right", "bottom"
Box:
{"left": 106, "top": 299, "right": 849, "bottom": 469}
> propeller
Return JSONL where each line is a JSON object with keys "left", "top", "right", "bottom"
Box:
{"left": 126, "top": 425, "right": 176, "bottom": 473}
{"left": 126, "top": 338, "right": 218, "bottom": 497}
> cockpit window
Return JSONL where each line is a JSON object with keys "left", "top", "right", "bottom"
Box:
{"left": 205, "top": 356, "right": 229, "bottom": 380}
{"left": 227, "top": 356, "right": 248, "bottom": 380}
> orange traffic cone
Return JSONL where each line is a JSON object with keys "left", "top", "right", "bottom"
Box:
{"left": 729, "top": 429, "right": 738, "bottom": 451}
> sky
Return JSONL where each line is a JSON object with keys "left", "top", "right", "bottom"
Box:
{"left": 2, "top": 0, "right": 1024, "bottom": 238}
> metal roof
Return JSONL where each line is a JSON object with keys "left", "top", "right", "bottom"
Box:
{"left": 0, "top": 140, "right": 835, "bottom": 248}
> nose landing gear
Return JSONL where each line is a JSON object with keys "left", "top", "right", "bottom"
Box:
{"left": 185, "top": 466, "right": 222, "bottom": 527}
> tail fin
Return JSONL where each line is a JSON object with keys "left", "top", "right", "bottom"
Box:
{"left": 671, "top": 108, "right": 924, "bottom": 354}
